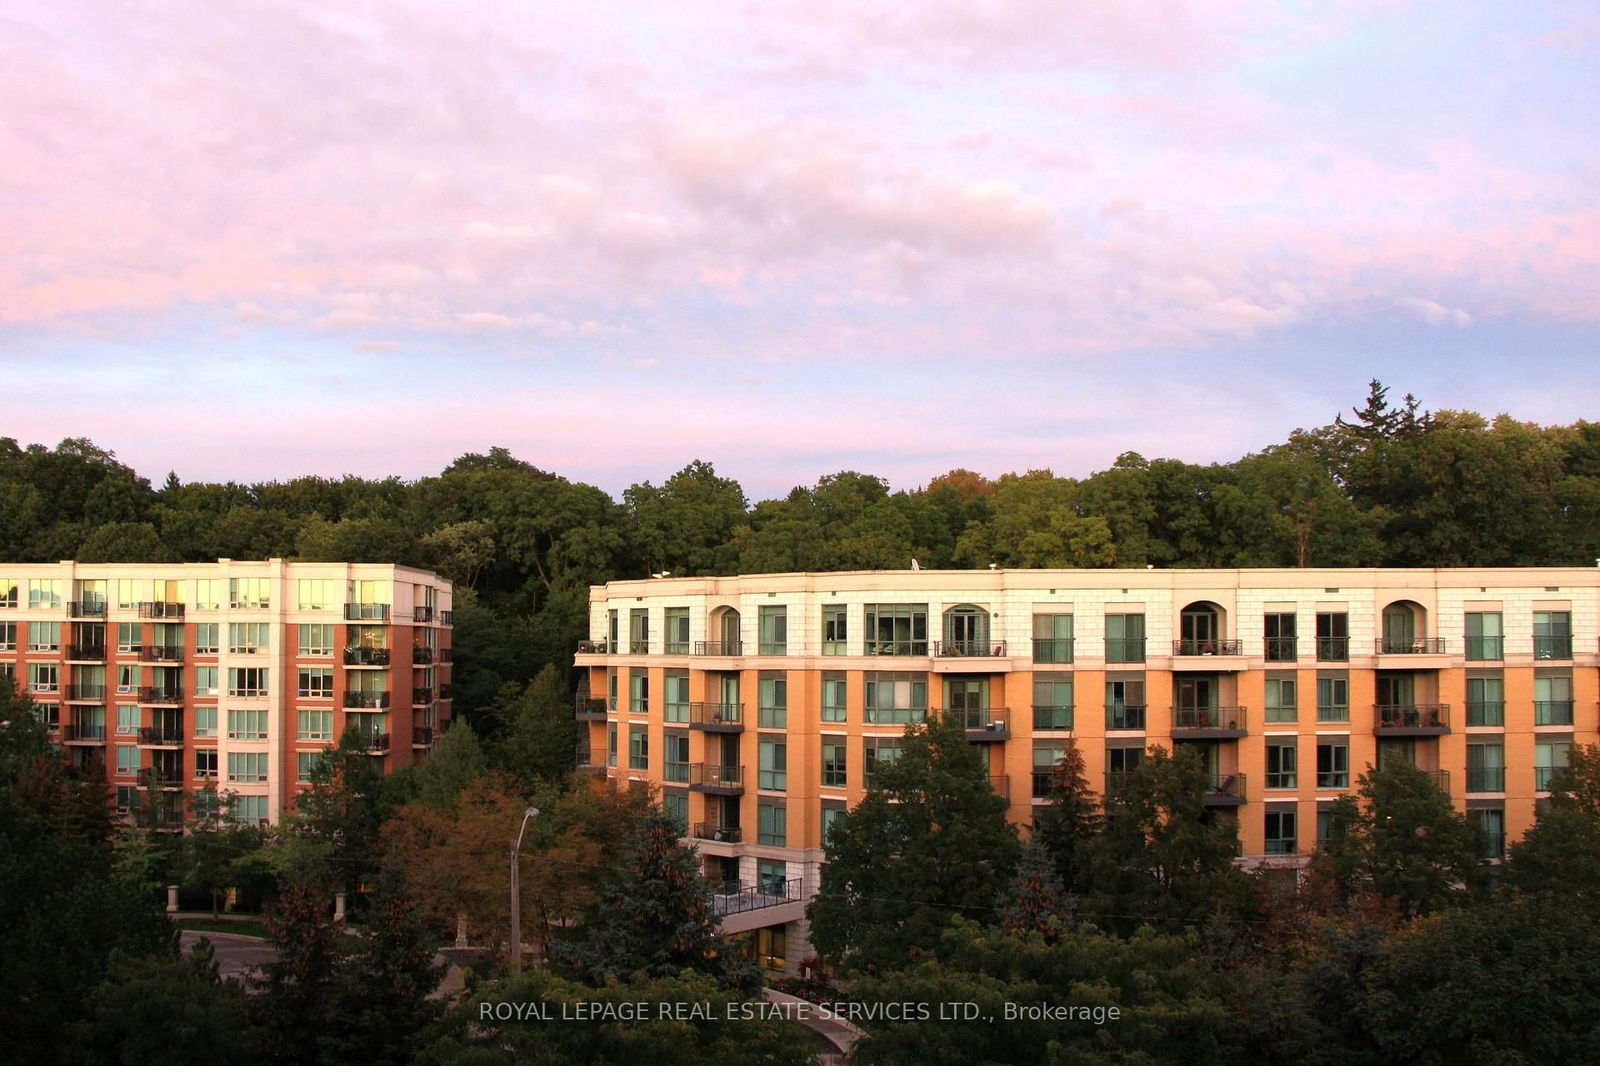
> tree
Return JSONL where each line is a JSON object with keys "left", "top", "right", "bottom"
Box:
{"left": 1506, "top": 743, "right": 1600, "bottom": 901}
{"left": 1030, "top": 739, "right": 1100, "bottom": 895}
{"left": 405, "top": 718, "right": 488, "bottom": 810}
{"left": 808, "top": 712, "right": 1020, "bottom": 972}
{"left": 1342, "top": 762, "right": 1484, "bottom": 918}
{"left": 624, "top": 460, "right": 748, "bottom": 576}
{"left": 250, "top": 862, "right": 342, "bottom": 1066}
{"left": 489, "top": 665, "right": 578, "bottom": 784}
{"left": 552, "top": 807, "right": 758, "bottom": 993}
{"left": 997, "top": 843, "right": 1067, "bottom": 940}
{"left": 292, "top": 728, "right": 388, "bottom": 899}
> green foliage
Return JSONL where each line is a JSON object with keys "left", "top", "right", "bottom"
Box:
{"left": 405, "top": 718, "right": 489, "bottom": 809}
{"left": 1031, "top": 739, "right": 1100, "bottom": 895}
{"left": 1342, "top": 762, "right": 1485, "bottom": 917}
{"left": 489, "top": 665, "right": 578, "bottom": 785}
{"left": 251, "top": 862, "right": 344, "bottom": 1066}
{"left": 1505, "top": 743, "right": 1600, "bottom": 900}
{"left": 808, "top": 712, "right": 1020, "bottom": 972}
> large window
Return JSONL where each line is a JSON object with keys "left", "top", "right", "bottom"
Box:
{"left": 299, "top": 624, "right": 335, "bottom": 657}
{"left": 664, "top": 671, "right": 689, "bottom": 723}
{"left": 298, "top": 709, "right": 334, "bottom": 741}
{"left": 759, "top": 739, "right": 787, "bottom": 791}
{"left": 661, "top": 790, "right": 688, "bottom": 831}
{"left": 864, "top": 672, "right": 927, "bottom": 724}
{"left": 1265, "top": 674, "right": 1298, "bottom": 723}
{"left": 1265, "top": 808, "right": 1297, "bottom": 854}
{"left": 298, "top": 579, "right": 339, "bottom": 611}
{"left": 865, "top": 604, "right": 928, "bottom": 656}
{"left": 1105, "top": 677, "right": 1145, "bottom": 731}
{"left": 759, "top": 674, "right": 787, "bottom": 728}
{"left": 1316, "top": 612, "right": 1349, "bottom": 661}
{"left": 1104, "top": 613, "right": 1145, "bottom": 664}
{"left": 1264, "top": 613, "right": 1297, "bottom": 662}
{"left": 297, "top": 668, "right": 334, "bottom": 699}
{"left": 1533, "top": 611, "right": 1573, "bottom": 660}
{"left": 758, "top": 801, "right": 787, "bottom": 846}
{"left": 29, "top": 663, "right": 58, "bottom": 693}
{"left": 1266, "top": 741, "right": 1298, "bottom": 789}
{"left": 822, "top": 674, "right": 847, "bottom": 723}
{"left": 298, "top": 750, "right": 331, "bottom": 782}
{"left": 1466, "top": 742, "right": 1505, "bottom": 793}
{"left": 196, "top": 748, "right": 217, "bottom": 778}
{"left": 942, "top": 605, "right": 991, "bottom": 656}
{"left": 29, "top": 579, "right": 64, "bottom": 610}
{"left": 1032, "top": 613, "right": 1074, "bottom": 664}
{"left": 194, "top": 623, "right": 219, "bottom": 655}
{"left": 232, "top": 795, "right": 269, "bottom": 826}
{"left": 228, "top": 752, "right": 268, "bottom": 783}
{"left": 1466, "top": 674, "right": 1504, "bottom": 726}
{"left": 1316, "top": 741, "right": 1349, "bottom": 789}
{"left": 116, "top": 745, "right": 140, "bottom": 776}
{"left": 664, "top": 734, "right": 689, "bottom": 783}
{"left": 822, "top": 605, "right": 847, "bottom": 655}
{"left": 194, "top": 706, "right": 216, "bottom": 738}
{"left": 193, "top": 580, "right": 220, "bottom": 611}
{"left": 30, "top": 621, "right": 61, "bottom": 652}
{"left": 629, "top": 609, "right": 649, "bottom": 654}
{"left": 629, "top": 672, "right": 649, "bottom": 715}
{"left": 759, "top": 606, "right": 787, "bottom": 655}
{"left": 1316, "top": 675, "right": 1349, "bottom": 723}
{"left": 629, "top": 727, "right": 648, "bottom": 771}
{"left": 1535, "top": 672, "right": 1573, "bottom": 725}
{"left": 229, "top": 668, "right": 269, "bottom": 698}
{"left": 1471, "top": 808, "right": 1506, "bottom": 859}
{"left": 664, "top": 608, "right": 689, "bottom": 655}
{"left": 822, "top": 740, "right": 847, "bottom": 789}
{"left": 1535, "top": 738, "right": 1572, "bottom": 792}
{"left": 863, "top": 738, "right": 901, "bottom": 789}
{"left": 229, "top": 623, "right": 269, "bottom": 655}
{"left": 228, "top": 709, "right": 268, "bottom": 740}
{"left": 229, "top": 578, "right": 271, "bottom": 610}
{"left": 1464, "top": 612, "right": 1503, "bottom": 661}
{"left": 1032, "top": 677, "right": 1074, "bottom": 731}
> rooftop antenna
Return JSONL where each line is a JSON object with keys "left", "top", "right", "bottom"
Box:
{"left": 911, "top": 558, "right": 921, "bottom": 571}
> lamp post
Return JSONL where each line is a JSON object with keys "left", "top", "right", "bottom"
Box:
{"left": 509, "top": 806, "right": 539, "bottom": 977}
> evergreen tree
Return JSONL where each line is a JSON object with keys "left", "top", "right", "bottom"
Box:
{"left": 1031, "top": 738, "right": 1100, "bottom": 894}
{"left": 490, "top": 665, "right": 578, "bottom": 784}
{"left": 997, "top": 843, "right": 1067, "bottom": 940}
{"left": 251, "top": 862, "right": 342, "bottom": 1066}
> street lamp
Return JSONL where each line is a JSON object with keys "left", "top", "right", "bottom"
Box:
{"left": 509, "top": 806, "right": 539, "bottom": 977}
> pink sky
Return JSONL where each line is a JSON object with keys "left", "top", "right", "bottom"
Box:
{"left": 2, "top": 2, "right": 1597, "bottom": 497}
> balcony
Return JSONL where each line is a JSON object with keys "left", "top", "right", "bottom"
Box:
{"left": 343, "top": 646, "right": 390, "bottom": 667}
{"left": 576, "top": 639, "right": 609, "bottom": 654}
{"left": 1316, "top": 637, "right": 1350, "bottom": 661}
{"left": 355, "top": 732, "right": 391, "bottom": 754}
{"left": 1375, "top": 637, "right": 1446, "bottom": 655}
{"left": 692, "top": 640, "right": 744, "bottom": 656}
{"left": 66, "top": 644, "right": 107, "bottom": 662}
{"left": 61, "top": 723, "right": 106, "bottom": 743}
{"left": 934, "top": 640, "right": 1007, "bottom": 658}
{"left": 345, "top": 603, "right": 390, "bottom": 621}
{"left": 142, "top": 645, "right": 185, "bottom": 664}
{"left": 1373, "top": 703, "right": 1450, "bottom": 735}
{"left": 412, "top": 687, "right": 434, "bottom": 706}
{"left": 1103, "top": 638, "right": 1146, "bottom": 664}
{"left": 413, "top": 606, "right": 434, "bottom": 623}
{"left": 64, "top": 683, "right": 106, "bottom": 702}
{"left": 1466, "top": 767, "right": 1504, "bottom": 793}
{"left": 575, "top": 746, "right": 606, "bottom": 774}
{"left": 137, "top": 602, "right": 185, "bottom": 619}
{"left": 344, "top": 691, "right": 390, "bottom": 709}
{"left": 1420, "top": 768, "right": 1451, "bottom": 793}
{"left": 68, "top": 601, "right": 108, "bottom": 619}
{"left": 692, "top": 822, "right": 743, "bottom": 843}
{"left": 412, "top": 646, "right": 434, "bottom": 665}
{"left": 953, "top": 707, "right": 1010, "bottom": 741}
{"left": 1106, "top": 704, "right": 1146, "bottom": 731}
{"left": 413, "top": 727, "right": 434, "bottom": 747}
{"left": 575, "top": 698, "right": 608, "bottom": 721}
{"left": 688, "top": 763, "right": 744, "bottom": 794}
{"left": 1203, "top": 772, "right": 1247, "bottom": 807}
{"left": 689, "top": 702, "right": 744, "bottom": 732}
{"left": 1171, "top": 705, "right": 1248, "bottom": 738}
{"left": 139, "top": 687, "right": 184, "bottom": 705}
{"left": 1032, "top": 705, "right": 1074, "bottom": 731}
{"left": 1032, "top": 638, "right": 1075, "bottom": 664}
{"left": 1264, "top": 637, "right": 1298, "bottom": 663}
{"left": 990, "top": 774, "right": 1010, "bottom": 801}
{"left": 713, "top": 877, "right": 801, "bottom": 918}
{"left": 138, "top": 770, "right": 185, "bottom": 791}
{"left": 1171, "top": 639, "right": 1244, "bottom": 657}
{"left": 137, "top": 727, "right": 185, "bottom": 747}
{"left": 1534, "top": 701, "right": 1574, "bottom": 726}
{"left": 1533, "top": 636, "right": 1573, "bottom": 661}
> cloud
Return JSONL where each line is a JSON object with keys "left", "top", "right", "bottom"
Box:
{"left": 1399, "top": 297, "right": 1473, "bottom": 328}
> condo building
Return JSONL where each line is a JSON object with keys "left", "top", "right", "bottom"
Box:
{"left": 2, "top": 560, "right": 454, "bottom": 827}
{"left": 574, "top": 567, "right": 1600, "bottom": 973}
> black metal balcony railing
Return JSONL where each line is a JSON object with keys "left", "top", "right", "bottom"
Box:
{"left": 865, "top": 638, "right": 929, "bottom": 656}
{"left": 692, "top": 640, "right": 744, "bottom": 656}
{"left": 575, "top": 746, "right": 605, "bottom": 772}
{"left": 1374, "top": 704, "right": 1450, "bottom": 731}
{"left": 1205, "top": 773, "right": 1246, "bottom": 803}
{"left": 61, "top": 723, "right": 106, "bottom": 741}
{"left": 64, "top": 683, "right": 106, "bottom": 701}
{"left": 344, "top": 691, "right": 390, "bottom": 709}
{"left": 1421, "top": 768, "right": 1451, "bottom": 793}
{"left": 1376, "top": 637, "right": 1446, "bottom": 655}
{"left": 412, "top": 646, "right": 433, "bottom": 665}
{"left": 1467, "top": 767, "right": 1506, "bottom": 793}
{"left": 692, "top": 822, "right": 743, "bottom": 843}
{"left": 1533, "top": 636, "right": 1573, "bottom": 660}
{"left": 934, "top": 640, "right": 1007, "bottom": 657}
{"left": 1104, "top": 638, "right": 1146, "bottom": 663}
{"left": 412, "top": 726, "right": 435, "bottom": 746}
{"left": 1106, "top": 704, "right": 1146, "bottom": 731}
{"left": 713, "top": 877, "right": 801, "bottom": 917}
{"left": 1264, "top": 637, "right": 1298, "bottom": 662}
{"left": 575, "top": 698, "right": 608, "bottom": 720}
{"left": 1466, "top": 701, "right": 1505, "bottom": 727}
{"left": 345, "top": 603, "right": 391, "bottom": 621}
{"left": 413, "top": 606, "right": 434, "bottom": 623}
{"left": 1032, "top": 705, "right": 1074, "bottom": 731}
{"left": 1535, "top": 765, "right": 1561, "bottom": 791}
{"left": 137, "top": 602, "right": 185, "bottom": 619}
{"left": 143, "top": 645, "right": 184, "bottom": 663}
{"left": 1316, "top": 636, "right": 1350, "bottom": 661}
{"left": 1464, "top": 636, "right": 1504, "bottom": 661}
{"left": 68, "top": 601, "right": 108, "bottom": 618}
{"left": 1031, "top": 770, "right": 1056, "bottom": 799}
{"left": 577, "top": 639, "right": 609, "bottom": 654}
{"left": 688, "top": 763, "right": 744, "bottom": 790}
{"left": 139, "top": 687, "right": 184, "bottom": 704}
{"left": 357, "top": 732, "right": 391, "bottom": 753}
{"left": 137, "top": 727, "right": 185, "bottom": 746}
{"left": 343, "top": 646, "right": 390, "bottom": 666}
{"left": 1032, "top": 638, "right": 1075, "bottom": 664}
{"left": 1172, "top": 705, "right": 1247, "bottom": 732}
{"left": 953, "top": 706, "right": 1008, "bottom": 730}
{"left": 138, "top": 769, "right": 185, "bottom": 790}
{"left": 412, "top": 687, "right": 434, "bottom": 706}
{"left": 1534, "top": 701, "right": 1574, "bottom": 726}
{"left": 689, "top": 702, "right": 744, "bottom": 728}
{"left": 66, "top": 644, "right": 107, "bottom": 661}
{"left": 1172, "top": 639, "right": 1243, "bottom": 656}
